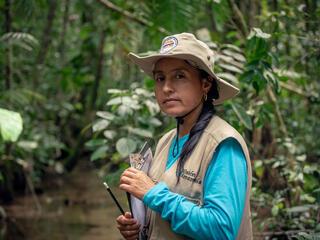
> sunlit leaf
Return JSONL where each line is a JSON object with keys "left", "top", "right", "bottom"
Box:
{"left": 216, "top": 73, "right": 239, "bottom": 83}
{"left": 221, "top": 49, "right": 246, "bottom": 62}
{"left": 96, "top": 111, "right": 115, "bottom": 121}
{"left": 129, "top": 127, "right": 153, "bottom": 138}
{"left": 117, "top": 105, "right": 133, "bottom": 116}
{"left": 219, "top": 63, "right": 243, "bottom": 74}
{"left": 248, "top": 28, "right": 271, "bottom": 39}
{"left": 93, "top": 119, "right": 110, "bottom": 132}
{"left": 103, "top": 130, "right": 117, "bottom": 139}
{"left": 17, "top": 140, "right": 38, "bottom": 150}
{"left": 0, "top": 108, "right": 23, "bottom": 142}
{"left": 149, "top": 117, "right": 162, "bottom": 126}
{"left": 271, "top": 205, "right": 279, "bottom": 216}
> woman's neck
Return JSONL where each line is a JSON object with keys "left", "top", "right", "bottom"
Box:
{"left": 178, "top": 103, "right": 203, "bottom": 138}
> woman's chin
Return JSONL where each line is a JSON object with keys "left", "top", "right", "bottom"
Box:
{"left": 161, "top": 109, "right": 185, "bottom": 117}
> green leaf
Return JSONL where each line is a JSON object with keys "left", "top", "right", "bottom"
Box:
{"left": 96, "top": 111, "right": 115, "bottom": 121}
{"left": 271, "top": 205, "right": 279, "bottom": 216}
{"left": 231, "top": 103, "right": 252, "bottom": 130}
{"left": 239, "top": 70, "right": 255, "bottom": 83}
{"left": 116, "top": 138, "right": 137, "bottom": 157}
{"left": 103, "top": 130, "right": 117, "bottom": 139}
{"left": 92, "top": 119, "right": 110, "bottom": 132}
{"left": 248, "top": 28, "right": 271, "bottom": 39}
{"left": 90, "top": 146, "right": 109, "bottom": 162}
{"left": 0, "top": 172, "right": 4, "bottom": 183}
{"left": 17, "top": 140, "right": 38, "bottom": 150}
{"left": 0, "top": 108, "right": 23, "bottom": 142}
{"left": 145, "top": 77, "right": 155, "bottom": 89}
{"left": 85, "top": 139, "right": 107, "bottom": 148}
{"left": 129, "top": 127, "right": 153, "bottom": 138}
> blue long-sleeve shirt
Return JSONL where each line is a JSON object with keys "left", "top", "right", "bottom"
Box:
{"left": 142, "top": 135, "right": 247, "bottom": 240}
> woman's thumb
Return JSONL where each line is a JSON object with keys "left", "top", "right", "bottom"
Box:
{"left": 124, "top": 212, "right": 132, "bottom": 218}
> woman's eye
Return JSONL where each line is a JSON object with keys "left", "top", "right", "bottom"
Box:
{"left": 155, "top": 76, "right": 165, "bottom": 82}
{"left": 176, "top": 74, "right": 185, "bottom": 79}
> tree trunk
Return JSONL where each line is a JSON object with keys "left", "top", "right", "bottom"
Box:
{"left": 59, "top": 0, "right": 70, "bottom": 65}
{"left": 58, "top": 0, "right": 70, "bottom": 95}
{"left": 90, "top": 29, "right": 107, "bottom": 110}
{"left": 32, "top": 0, "right": 58, "bottom": 90}
{"left": 5, "top": 0, "right": 12, "bottom": 90}
{"left": 206, "top": 1, "right": 218, "bottom": 33}
{"left": 247, "top": 0, "right": 260, "bottom": 28}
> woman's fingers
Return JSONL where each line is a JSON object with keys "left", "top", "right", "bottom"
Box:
{"left": 116, "top": 213, "right": 136, "bottom": 225}
{"left": 119, "top": 168, "right": 155, "bottom": 200}
{"left": 116, "top": 212, "right": 140, "bottom": 240}
{"left": 120, "top": 231, "right": 139, "bottom": 240}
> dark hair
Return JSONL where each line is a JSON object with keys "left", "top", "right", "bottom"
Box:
{"left": 176, "top": 69, "right": 219, "bottom": 183}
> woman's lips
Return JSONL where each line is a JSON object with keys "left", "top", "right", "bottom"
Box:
{"left": 163, "top": 98, "right": 179, "bottom": 104}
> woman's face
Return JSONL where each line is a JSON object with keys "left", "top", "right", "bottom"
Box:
{"left": 153, "top": 58, "right": 211, "bottom": 117}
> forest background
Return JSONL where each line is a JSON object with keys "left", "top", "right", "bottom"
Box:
{"left": 0, "top": 0, "right": 319, "bottom": 239}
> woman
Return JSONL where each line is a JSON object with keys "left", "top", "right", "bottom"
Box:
{"left": 117, "top": 33, "right": 252, "bottom": 240}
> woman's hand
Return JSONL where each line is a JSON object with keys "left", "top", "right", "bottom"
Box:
{"left": 120, "top": 168, "right": 155, "bottom": 200}
{"left": 117, "top": 212, "right": 140, "bottom": 240}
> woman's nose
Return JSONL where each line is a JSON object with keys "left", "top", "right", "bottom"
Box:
{"left": 162, "top": 79, "right": 174, "bottom": 93}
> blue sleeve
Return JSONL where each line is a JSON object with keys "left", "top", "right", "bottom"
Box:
{"left": 142, "top": 138, "right": 247, "bottom": 240}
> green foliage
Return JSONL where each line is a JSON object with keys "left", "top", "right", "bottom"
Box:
{"left": 241, "top": 28, "right": 279, "bottom": 94}
{"left": 1, "top": 0, "right": 319, "bottom": 236}
{"left": 86, "top": 83, "right": 166, "bottom": 164}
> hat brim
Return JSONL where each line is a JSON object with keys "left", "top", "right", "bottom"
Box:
{"left": 128, "top": 52, "right": 239, "bottom": 105}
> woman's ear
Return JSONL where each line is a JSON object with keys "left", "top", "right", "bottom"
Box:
{"left": 202, "top": 77, "right": 212, "bottom": 93}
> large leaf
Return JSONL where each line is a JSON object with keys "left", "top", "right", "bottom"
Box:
{"left": 96, "top": 111, "right": 115, "bottom": 121}
{"left": 103, "top": 130, "right": 117, "bottom": 139}
{"left": 231, "top": 103, "right": 253, "bottom": 130}
{"left": 90, "top": 145, "right": 109, "bottom": 162}
{"left": 85, "top": 139, "right": 107, "bottom": 148}
{"left": 116, "top": 138, "right": 137, "bottom": 158}
{"left": 92, "top": 119, "right": 110, "bottom": 132}
{"left": 0, "top": 108, "right": 23, "bottom": 142}
{"left": 128, "top": 127, "right": 153, "bottom": 138}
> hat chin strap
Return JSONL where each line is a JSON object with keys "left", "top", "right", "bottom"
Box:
{"left": 172, "top": 99, "right": 203, "bottom": 158}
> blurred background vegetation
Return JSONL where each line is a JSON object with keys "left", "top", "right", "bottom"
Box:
{"left": 0, "top": 0, "right": 319, "bottom": 239}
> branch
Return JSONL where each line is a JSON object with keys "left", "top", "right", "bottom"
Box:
{"left": 226, "top": 0, "right": 249, "bottom": 39}
{"left": 98, "top": 0, "right": 168, "bottom": 34}
{"left": 279, "top": 81, "right": 311, "bottom": 97}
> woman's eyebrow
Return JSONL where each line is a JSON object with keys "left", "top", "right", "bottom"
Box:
{"left": 153, "top": 67, "right": 187, "bottom": 75}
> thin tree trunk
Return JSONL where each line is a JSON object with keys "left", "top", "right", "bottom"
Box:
{"left": 32, "top": 0, "right": 58, "bottom": 90}
{"left": 206, "top": 1, "right": 218, "bottom": 33}
{"left": 58, "top": 0, "right": 70, "bottom": 95}
{"left": 304, "top": 0, "right": 310, "bottom": 75}
{"left": 5, "top": 0, "right": 12, "bottom": 90}
{"left": 272, "top": 0, "right": 279, "bottom": 52}
{"left": 90, "top": 29, "right": 107, "bottom": 109}
{"left": 247, "top": 0, "right": 261, "bottom": 28}
{"left": 311, "top": 0, "right": 317, "bottom": 33}
{"left": 59, "top": 0, "right": 70, "bottom": 65}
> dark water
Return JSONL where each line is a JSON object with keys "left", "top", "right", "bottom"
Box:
{"left": 2, "top": 163, "right": 128, "bottom": 240}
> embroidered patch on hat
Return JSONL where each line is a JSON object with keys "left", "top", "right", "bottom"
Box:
{"left": 159, "top": 36, "right": 178, "bottom": 54}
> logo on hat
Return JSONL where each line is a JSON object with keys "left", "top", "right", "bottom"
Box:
{"left": 159, "top": 36, "right": 178, "bottom": 54}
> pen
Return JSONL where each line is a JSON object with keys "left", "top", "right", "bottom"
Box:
{"left": 103, "top": 182, "right": 125, "bottom": 215}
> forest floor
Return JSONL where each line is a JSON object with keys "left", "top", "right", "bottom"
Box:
{"left": 3, "top": 161, "right": 128, "bottom": 240}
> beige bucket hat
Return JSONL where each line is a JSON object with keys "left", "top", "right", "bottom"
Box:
{"left": 128, "top": 32, "right": 239, "bottom": 105}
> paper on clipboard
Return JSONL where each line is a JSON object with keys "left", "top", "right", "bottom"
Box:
{"left": 129, "top": 141, "right": 152, "bottom": 240}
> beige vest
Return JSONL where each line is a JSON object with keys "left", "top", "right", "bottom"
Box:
{"left": 145, "top": 116, "right": 252, "bottom": 240}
